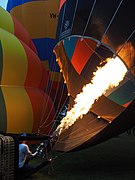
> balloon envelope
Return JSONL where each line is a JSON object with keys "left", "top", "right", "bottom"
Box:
{"left": 0, "top": 7, "right": 55, "bottom": 134}
{"left": 7, "top": 0, "right": 68, "bottom": 112}
{"left": 53, "top": 0, "right": 135, "bottom": 151}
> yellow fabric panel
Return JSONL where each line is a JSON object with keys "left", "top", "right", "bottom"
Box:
{"left": 0, "top": 28, "right": 27, "bottom": 86}
{"left": 0, "top": 7, "right": 14, "bottom": 34}
{"left": 2, "top": 86, "right": 33, "bottom": 133}
{"left": 10, "top": 0, "right": 60, "bottom": 39}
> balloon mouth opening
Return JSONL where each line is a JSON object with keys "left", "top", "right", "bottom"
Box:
{"left": 54, "top": 36, "right": 128, "bottom": 135}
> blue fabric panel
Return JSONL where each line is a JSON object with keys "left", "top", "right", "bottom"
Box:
{"left": 7, "top": 0, "right": 31, "bottom": 11}
{"left": 32, "top": 38, "right": 60, "bottom": 72}
{"left": 63, "top": 36, "right": 78, "bottom": 60}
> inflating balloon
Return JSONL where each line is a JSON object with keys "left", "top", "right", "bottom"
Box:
{"left": 1, "top": 0, "right": 135, "bottom": 152}
{"left": 53, "top": 0, "right": 135, "bottom": 151}
{"left": 0, "top": 7, "right": 55, "bottom": 134}
{"left": 7, "top": 0, "right": 68, "bottom": 112}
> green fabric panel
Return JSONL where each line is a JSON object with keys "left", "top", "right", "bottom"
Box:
{"left": 0, "top": 41, "right": 7, "bottom": 132}
{"left": 0, "top": 41, "right": 2, "bottom": 83}
{"left": 0, "top": 87, "right": 7, "bottom": 132}
{"left": 108, "top": 80, "right": 135, "bottom": 105}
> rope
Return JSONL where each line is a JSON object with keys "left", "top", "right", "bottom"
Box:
{"left": 83, "top": 39, "right": 108, "bottom": 61}
{"left": 101, "top": 0, "right": 124, "bottom": 43}
{"left": 82, "top": 0, "right": 97, "bottom": 36}
{"left": 38, "top": 0, "right": 135, "bottom": 148}
{"left": 59, "top": 1, "right": 67, "bottom": 41}
{"left": 116, "top": 29, "right": 135, "bottom": 55}
{"left": 70, "top": 0, "right": 79, "bottom": 32}
{"left": 38, "top": 51, "right": 68, "bottom": 134}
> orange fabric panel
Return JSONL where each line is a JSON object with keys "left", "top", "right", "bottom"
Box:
{"left": 59, "top": 0, "right": 66, "bottom": 11}
{"left": 71, "top": 38, "right": 97, "bottom": 74}
{"left": 25, "top": 88, "right": 44, "bottom": 133}
{"left": 2, "top": 86, "right": 33, "bottom": 133}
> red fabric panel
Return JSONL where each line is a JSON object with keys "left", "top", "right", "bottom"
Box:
{"left": 59, "top": 0, "right": 66, "bottom": 11}
{"left": 123, "top": 101, "right": 132, "bottom": 107}
{"left": 26, "top": 88, "right": 55, "bottom": 134}
{"left": 12, "top": 16, "right": 37, "bottom": 54}
{"left": 21, "top": 41, "right": 48, "bottom": 89}
{"left": 71, "top": 38, "right": 97, "bottom": 74}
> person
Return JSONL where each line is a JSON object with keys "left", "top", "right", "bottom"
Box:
{"left": 18, "top": 136, "right": 53, "bottom": 179}
{"left": 19, "top": 140, "right": 38, "bottom": 170}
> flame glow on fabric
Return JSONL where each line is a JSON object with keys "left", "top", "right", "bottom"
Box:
{"left": 1, "top": 0, "right": 134, "bottom": 152}
{"left": 56, "top": 57, "right": 127, "bottom": 135}
{"left": 53, "top": 0, "right": 135, "bottom": 151}
{"left": 53, "top": 37, "right": 134, "bottom": 151}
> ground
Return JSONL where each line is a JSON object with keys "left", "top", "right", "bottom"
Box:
{"left": 24, "top": 132, "right": 135, "bottom": 180}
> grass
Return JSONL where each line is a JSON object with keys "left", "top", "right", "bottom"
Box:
{"left": 25, "top": 132, "right": 135, "bottom": 180}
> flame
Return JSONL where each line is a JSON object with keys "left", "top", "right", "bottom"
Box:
{"left": 56, "top": 57, "right": 127, "bottom": 135}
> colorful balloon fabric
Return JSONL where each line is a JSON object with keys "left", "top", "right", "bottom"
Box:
{"left": 0, "top": 7, "right": 55, "bottom": 134}
{"left": 53, "top": 0, "right": 135, "bottom": 151}
{"left": 1, "top": 0, "right": 135, "bottom": 152}
{"left": 7, "top": 0, "right": 68, "bottom": 112}
{"left": 56, "top": 0, "right": 135, "bottom": 108}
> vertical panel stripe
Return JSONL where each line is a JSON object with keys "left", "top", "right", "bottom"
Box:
{"left": 0, "top": 41, "right": 3, "bottom": 83}
{"left": 21, "top": 41, "right": 43, "bottom": 88}
{"left": 0, "top": 7, "right": 14, "bottom": 35}
{"left": 0, "top": 28, "right": 27, "bottom": 86}
{"left": 2, "top": 86, "right": 33, "bottom": 133}
{"left": 0, "top": 41, "right": 7, "bottom": 132}
{"left": 10, "top": 0, "right": 60, "bottom": 38}
{"left": 0, "top": 87, "right": 7, "bottom": 132}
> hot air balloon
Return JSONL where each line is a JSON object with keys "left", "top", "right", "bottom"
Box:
{"left": 0, "top": 7, "right": 55, "bottom": 134}
{"left": 7, "top": 0, "right": 68, "bottom": 116}
{"left": 52, "top": 0, "right": 135, "bottom": 151}
{"left": 3, "top": 0, "right": 135, "bottom": 153}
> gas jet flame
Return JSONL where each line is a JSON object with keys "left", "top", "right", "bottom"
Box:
{"left": 56, "top": 57, "right": 127, "bottom": 135}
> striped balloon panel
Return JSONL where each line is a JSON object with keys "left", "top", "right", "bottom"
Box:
{"left": 21, "top": 40, "right": 48, "bottom": 89}
{"left": 62, "top": 36, "right": 135, "bottom": 107}
{"left": 0, "top": 86, "right": 55, "bottom": 134}
{"left": 7, "top": 0, "right": 61, "bottom": 73}
{"left": 63, "top": 37, "right": 112, "bottom": 75}
{"left": 7, "top": 0, "right": 68, "bottom": 110}
{"left": 0, "top": 28, "right": 27, "bottom": 86}
{"left": 0, "top": 25, "right": 55, "bottom": 133}
{"left": 0, "top": 7, "right": 37, "bottom": 53}
{"left": 8, "top": 0, "right": 60, "bottom": 39}
{"left": 0, "top": 28, "right": 46, "bottom": 88}
{"left": 1, "top": 86, "right": 33, "bottom": 133}
{"left": 54, "top": 39, "right": 124, "bottom": 120}
{"left": 0, "top": 6, "right": 14, "bottom": 34}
